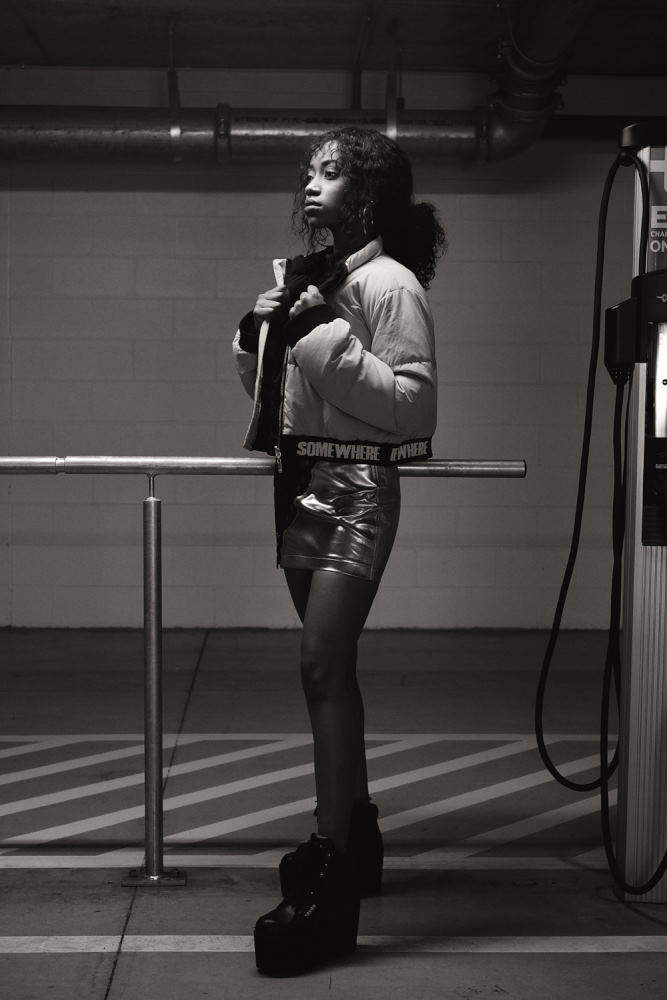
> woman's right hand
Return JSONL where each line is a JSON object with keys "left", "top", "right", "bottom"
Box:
{"left": 252, "top": 285, "right": 289, "bottom": 331}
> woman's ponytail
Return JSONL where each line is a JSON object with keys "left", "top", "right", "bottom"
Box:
{"left": 378, "top": 200, "right": 447, "bottom": 289}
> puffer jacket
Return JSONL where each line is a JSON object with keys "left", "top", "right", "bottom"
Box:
{"left": 232, "top": 237, "right": 437, "bottom": 466}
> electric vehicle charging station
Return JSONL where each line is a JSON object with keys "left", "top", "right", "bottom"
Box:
{"left": 537, "top": 124, "right": 667, "bottom": 904}
{"left": 611, "top": 128, "right": 667, "bottom": 902}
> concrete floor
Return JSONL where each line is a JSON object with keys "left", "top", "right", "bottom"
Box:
{"left": 1, "top": 628, "right": 666, "bottom": 999}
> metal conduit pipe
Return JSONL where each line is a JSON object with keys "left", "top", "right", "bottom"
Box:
{"left": 0, "top": 105, "right": 484, "bottom": 163}
{"left": 0, "top": 105, "right": 220, "bottom": 163}
{"left": 0, "top": 0, "right": 598, "bottom": 164}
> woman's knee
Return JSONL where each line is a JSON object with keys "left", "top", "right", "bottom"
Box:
{"left": 300, "top": 633, "right": 355, "bottom": 703}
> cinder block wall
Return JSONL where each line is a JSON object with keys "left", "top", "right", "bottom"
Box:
{"left": 0, "top": 68, "right": 653, "bottom": 628}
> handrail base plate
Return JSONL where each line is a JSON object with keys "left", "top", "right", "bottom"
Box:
{"left": 122, "top": 867, "right": 187, "bottom": 888}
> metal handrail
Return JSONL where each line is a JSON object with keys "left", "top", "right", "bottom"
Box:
{"left": 0, "top": 456, "right": 527, "bottom": 477}
{"left": 0, "top": 454, "right": 526, "bottom": 886}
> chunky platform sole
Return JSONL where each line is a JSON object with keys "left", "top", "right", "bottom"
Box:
{"left": 254, "top": 899, "right": 360, "bottom": 976}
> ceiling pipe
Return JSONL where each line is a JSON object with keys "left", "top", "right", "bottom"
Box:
{"left": 0, "top": 0, "right": 600, "bottom": 164}
{"left": 480, "top": 0, "right": 601, "bottom": 160}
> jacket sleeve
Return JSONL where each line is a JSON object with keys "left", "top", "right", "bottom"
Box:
{"left": 232, "top": 312, "right": 259, "bottom": 400}
{"left": 288, "top": 287, "right": 437, "bottom": 438}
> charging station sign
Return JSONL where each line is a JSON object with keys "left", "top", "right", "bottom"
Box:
{"left": 650, "top": 206, "right": 667, "bottom": 256}
{"left": 649, "top": 148, "right": 667, "bottom": 269}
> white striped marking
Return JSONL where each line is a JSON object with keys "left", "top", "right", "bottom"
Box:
{"left": 0, "top": 742, "right": 156, "bottom": 789}
{"left": 0, "top": 736, "right": 320, "bottom": 845}
{"left": 165, "top": 736, "right": 454, "bottom": 843}
{"left": 0, "top": 735, "right": 454, "bottom": 847}
{"left": 0, "top": 734, "right": 217, "bottom": 788}
{"left": 0, "top": 853, "right": 607, "bottom": 871}
{"left": 0, "top": 738, "right": 92, "bottom": 762}
{"left": 0, "top": 935, "right": 665, "bottom": 954}
{"left": 426, "top": 790, "right": 617, "bottom": 862}
{"left": 0, "top": 733, "right": 603, "bottom": 868}
{"left": 166, "top": 738, "right": 536, "bottom": 844}
{"left": 382, "top": 753, "right": 601, "bottom": 834}
{"left": 0, "top": 736, "right": 313, "bottom": 820}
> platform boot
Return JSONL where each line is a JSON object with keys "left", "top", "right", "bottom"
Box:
{"left": 280, "top": 799, "right": 384, "bottom": 898}
{"left": 254, "top": 833, "right": 360, "bottom": 976}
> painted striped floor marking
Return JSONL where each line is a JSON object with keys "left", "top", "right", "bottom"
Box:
{"left": 164, "top": 737, "right": 537, "bottom": 844}
{"left": 0, "top": 734, "right": 450, "bottom": 847}
{"left": 0, "top": 935, "right": 665, "bottom": 954}
{"left": 0, "top": 736, "right": 314, "bottom": 820}
{"left": 370, "top": 739, "right": 537, "bottom": 795}
{"left": 0, "top": 738, "right": 93, "bottom": 762}
{"left": 0, "top": 852, "right": 608, "bottom": 870}
{"left": 415, "top": 791, "right": 617, "bottom": 863}
{"left": 0, "top": 733, "right": 609, "bottom": 869}
{"left": 0, "top": 733, "right": 218, "bottom": 788}
{"left": 163, "top": 735, "right": 466, "bottom": 844}
{"left": 0, "top": 741, "right": 163, "bottom": 789}
{"left": 380, "top": 752, "right": 600, "bottom": 834}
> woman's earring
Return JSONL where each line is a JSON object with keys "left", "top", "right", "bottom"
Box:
{"left": 362, "top": 204, "right": 375, "bottom": 238}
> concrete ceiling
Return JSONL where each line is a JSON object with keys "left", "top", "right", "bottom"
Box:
{"left": 0, "top": 0, "right": 665, "bottom": 76}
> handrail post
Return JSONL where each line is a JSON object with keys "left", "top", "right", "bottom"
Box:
{"left": 123, "top": 475, "right": 186, "bottom": 887}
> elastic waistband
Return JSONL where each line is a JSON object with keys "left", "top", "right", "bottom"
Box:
{"left": 280, "top": 434, "right": 432, "bottom": 465}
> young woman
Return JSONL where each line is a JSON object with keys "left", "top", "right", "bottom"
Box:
{"left": 232, "top": 126, "right": 446, "bottom": 975}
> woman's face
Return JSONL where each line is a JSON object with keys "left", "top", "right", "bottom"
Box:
{"left": 303, "top": 142, "right": 350, "bottom": 233}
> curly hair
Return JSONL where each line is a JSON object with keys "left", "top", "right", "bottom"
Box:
{"left": 292, "top": 127, "right": 447, "bottom": 289}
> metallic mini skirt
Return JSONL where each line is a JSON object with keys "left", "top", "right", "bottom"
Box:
{"left": 279, "top": 461, "right": 401, "bottom": 581}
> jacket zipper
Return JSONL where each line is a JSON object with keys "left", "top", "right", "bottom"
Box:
{"left": 274, "top": 348, "right": 289, "bottom": 475}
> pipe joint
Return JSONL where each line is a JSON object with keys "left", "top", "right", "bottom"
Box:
{"left": 490, "top": 87, "right": 562, "bottom": 123}
{"left": 481, "top": 106, "right": 549, "bottom": 162}
{"left": 493, "top": 36, "right": 567, "bottom": 122}
{"left": 215, "top": 104, "right": 232, "bottom": 162}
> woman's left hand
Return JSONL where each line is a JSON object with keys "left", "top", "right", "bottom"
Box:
{"left": 289, "top": 284, "right": 325, "bottom": 319}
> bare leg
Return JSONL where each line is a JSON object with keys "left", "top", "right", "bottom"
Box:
{"left": 285, "top": 569, "right": 370, "bottom": 804}
{"left": 284, "top": 567, "right": 312, "bottom": 623}
{"left": 285, "top": 568, "right": 378, "bottom": 853}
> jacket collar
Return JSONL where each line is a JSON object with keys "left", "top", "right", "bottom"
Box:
{"left": 342, "top": 237, "right": 383, "bottom": 273}
{"left": 273, "top": 237, "right": 383, "bottom": 286}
